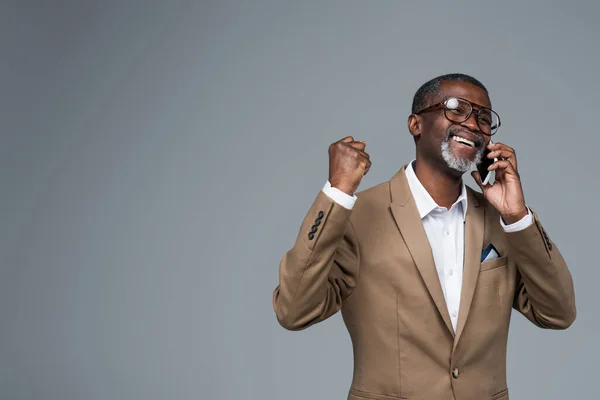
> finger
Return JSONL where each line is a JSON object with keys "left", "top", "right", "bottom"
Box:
{"left": 363, "top": 159, "right": 372, "bottom": 175}
{"left": 471, "top": 170, "right": 493, "bottom": 190}
{"left": 491, "top": 143, "right": 517, "bottom": 166}
{"left": 471, "top": 171, "right": 484, "bottom": 191}
{"left": 487, "top": 149, "right": 514, "bottom": 159}
{"left": 348, "top": 147, "right": 369, "bottom": 161}
{"left": 488, "top": 159, "right": 518, "bottom": 176}
{"left": 488, "top": 148, "right": 517, "bottom": 169}
{"left": 488, "top": 142, "right": 515, "bottom": 154}
{"left": 356, "top": 149, "right": 370, "bottom": 160}
{"left": 489, "top": 159, "right": 518, "bottom": 182}
{"left": 348, "top": 141, "right": 366, "bottom": 151}
{"left": 488, "top": 143, "right": 516, "bottom": 155}
{"left": 340, "top": 136, "right": 355, "bottom": 143}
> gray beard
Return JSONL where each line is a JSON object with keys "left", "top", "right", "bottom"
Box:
{"left": 441, "top": 138, "right": 484, "bottom": 173}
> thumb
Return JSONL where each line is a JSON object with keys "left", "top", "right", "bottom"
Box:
{"left": 340, "top": 136, "right": 354, "bottom": 143}
{"left": 471, "top": 171, "right": 485, "bottom": 191}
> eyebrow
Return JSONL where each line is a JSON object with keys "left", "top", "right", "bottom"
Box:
{"left": 455, "top": 96, "right": 491, "bottom": 109}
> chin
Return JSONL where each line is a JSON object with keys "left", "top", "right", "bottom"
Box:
{"left": 441, "top": 141, "right": 480, "bottom": 174}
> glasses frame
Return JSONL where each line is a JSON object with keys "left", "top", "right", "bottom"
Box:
{"left": 415, "top": 96, "right": 501, "bottom": 136}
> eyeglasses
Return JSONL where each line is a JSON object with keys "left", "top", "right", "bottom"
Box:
{"left": 415, "top": 96, "right": 501, "bottom": 135}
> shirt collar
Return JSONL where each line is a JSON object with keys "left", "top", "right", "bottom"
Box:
{"left": 405, "top": 160, "right": 468, "bottom": 221}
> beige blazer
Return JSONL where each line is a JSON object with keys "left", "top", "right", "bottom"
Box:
{"left": 273, "top": 165, "right": 576, "bottom": 400}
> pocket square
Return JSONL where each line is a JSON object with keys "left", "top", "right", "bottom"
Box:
{"left": 481, "top": 243, "right": 500, "bottom": 262}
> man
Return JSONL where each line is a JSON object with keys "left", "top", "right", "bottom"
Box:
{"left": 272, "top": 73, "right": 576, "bottom": 400}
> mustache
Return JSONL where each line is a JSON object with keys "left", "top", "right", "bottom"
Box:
{"left": 446, "top": 126, "right": 485, "bottom": 148}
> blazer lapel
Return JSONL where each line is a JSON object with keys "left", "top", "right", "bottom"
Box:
{"left": 453, "top": 188, "right": 485, "bottom": 349}
{"left": 389, "top": 166, "right": 454, "bottom": 337}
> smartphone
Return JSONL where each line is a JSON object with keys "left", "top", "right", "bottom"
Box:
{"left": 477, "top": 140, "right": 498, "bottom": 185}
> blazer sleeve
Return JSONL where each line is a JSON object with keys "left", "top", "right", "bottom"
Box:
{"left": 272, "top": 190, "right": 360, "bottom": 331}
{"left": 506, "top": 208, "right": 576, "bottom": 329}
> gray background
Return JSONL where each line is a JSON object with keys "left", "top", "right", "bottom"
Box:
{"left": 2, "top": 1, "right": 598, "bottom": 399}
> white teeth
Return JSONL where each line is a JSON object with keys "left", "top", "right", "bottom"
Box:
{"left": 452, "top": 136, "right": 475, "bottom": 147}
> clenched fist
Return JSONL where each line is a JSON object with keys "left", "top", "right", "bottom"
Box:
{"left": 328, "top": 136, "right": 372, "bottom": 196}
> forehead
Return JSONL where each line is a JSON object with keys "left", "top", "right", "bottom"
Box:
{"left": 438, "top": 81, "right": 491, "bottom": 108}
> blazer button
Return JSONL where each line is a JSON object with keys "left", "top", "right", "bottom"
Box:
{"left": 314, "top": 219, "right": 321, "bottom": 226}
{"left": 311, "top": 225, "right": 318, "bottom": 233}
{"left": 452, "top": 368, "right": 460, "bottom": 379}
{"left": 317, "top": 211, "right": 324, "bottom": 219}
{"left": 308, "top": 232, "right": 314, "bottom": 240}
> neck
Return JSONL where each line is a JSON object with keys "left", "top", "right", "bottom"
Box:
{"left": 413, "top": 157, "right": 463, "bottom": 209}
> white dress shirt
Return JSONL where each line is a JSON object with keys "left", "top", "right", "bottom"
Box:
{"left": 322, "top": 161, "right": 533, "bottom": 332}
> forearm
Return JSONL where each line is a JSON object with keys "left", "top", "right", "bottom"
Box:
{"left": 273, "top": 190, "right": 359, "bottom": 330}
{"left": 507, "top": 211, "right": 576, "bottom": 329}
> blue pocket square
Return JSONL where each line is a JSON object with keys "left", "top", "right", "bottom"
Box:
{"left": 481, "top": 243, "right": 500, "bottom": 262}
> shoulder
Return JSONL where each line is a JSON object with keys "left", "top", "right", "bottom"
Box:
{"left": 343, "top": 181, "right": 393, "bottom": 230}
{"left": 355, "top": 181, "right": 392, "bottom": 209}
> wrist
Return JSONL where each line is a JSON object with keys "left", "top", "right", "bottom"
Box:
{"left": 331, "top": 184, "right": 354, "bottom": 196}
{"left": 329, "top": 179, "right": 355, "bottom": 196}
{"left": 334, "top": 185, "right": 355, "bottom": 196}
{"left": 501, "top": 207, "right": 528, "bottom": 225}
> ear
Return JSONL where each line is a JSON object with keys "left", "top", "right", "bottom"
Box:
{"left": 408, "top": 114, "right": 422, "bottom": 139}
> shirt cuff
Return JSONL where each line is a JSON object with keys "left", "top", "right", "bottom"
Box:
{"left": 500, "top": 207, "right": 534, "bottom": 232}
{"left": 322, "top": 181, "right": 357, "bottom": 210}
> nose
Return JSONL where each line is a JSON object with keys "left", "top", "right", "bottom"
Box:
{"left": 460, "top": 111, "right": 481, "bottom": 133}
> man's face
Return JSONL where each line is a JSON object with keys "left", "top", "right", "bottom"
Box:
{"left": 416, "top": 81, "right": 492, "bottom": 175}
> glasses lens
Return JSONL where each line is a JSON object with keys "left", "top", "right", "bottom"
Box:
{"left": 445, "top": 98, "right": 471, "bottom": 122}
{"left": 477, "top": 109, "right": 500, "bottom": 135}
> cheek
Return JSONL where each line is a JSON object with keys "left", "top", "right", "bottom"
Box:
{"left": 437, "top": 119, "right": 453, "bottom": 136}
{"left": 422, "top": 118, "right": 440, "bottom": 135}
{"left": 423, "top": 119, "right": 451, "bottom": 144}
{"left": 418, "top": 116, "right": 453, "bottom": 152}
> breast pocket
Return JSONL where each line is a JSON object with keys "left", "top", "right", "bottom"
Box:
{"left": 349, "top": 388, "right": 408, "bottom": 400}
{"left": 480, "top": 255, "right": 508, "bottom": 271}
{"left": 491, "top": 388, "right": 509, "bottom": 399}
{"left": 478, "top": 255, "right": 511, "bottom": 322}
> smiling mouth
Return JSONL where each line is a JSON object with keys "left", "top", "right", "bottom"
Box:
{"left": 451, "top": 135, "right": 476, "bottom": 148}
